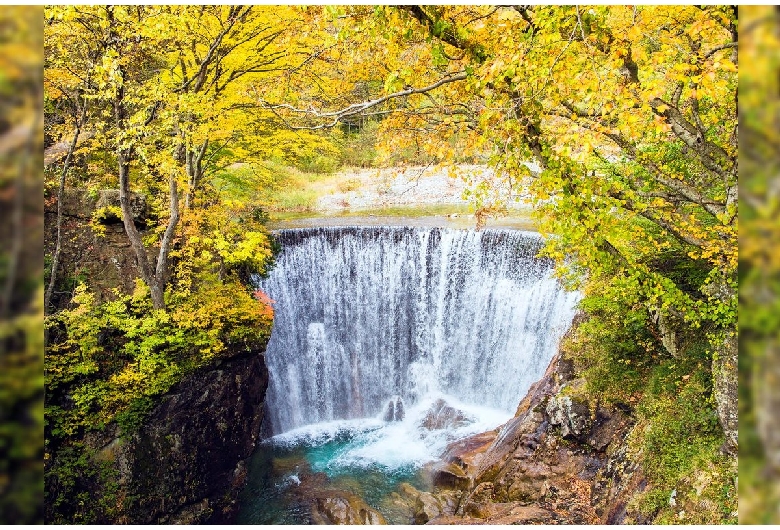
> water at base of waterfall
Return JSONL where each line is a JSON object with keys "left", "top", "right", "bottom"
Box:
{"left": 237, "top": 393, "right": 510, "bottom": 524}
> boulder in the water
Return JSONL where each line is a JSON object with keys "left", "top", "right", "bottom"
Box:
{"left": 383, "top": 396, "right": 405, "bottom": 422}
{"left": 383, "top": 401, "right": 395, "bottom": 422}
{"left": 420, "top": 398, "right": 474, "bottom": 430}
{"left": 311, "top": 493, "right": 387, "bottom": 525}
{"left": 394, "top": 397, "right": 405, "bottom": 421}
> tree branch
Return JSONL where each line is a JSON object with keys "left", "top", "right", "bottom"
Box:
{"left": 610, "top": 190, "right": 707, "bottom": 249}
{"left": 259, "top": 71, "right": 468, "bottom": 129}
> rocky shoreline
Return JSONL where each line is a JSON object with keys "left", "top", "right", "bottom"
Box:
{"left": 422, "top": 346, "right": 643, "bottom": 525}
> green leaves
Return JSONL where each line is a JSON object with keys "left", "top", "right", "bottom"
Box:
{"left": 384, "top": 71, "right": 401, "bottom": 93}
{"left": 44, "top": 276, "right": 273, "bottom": 442}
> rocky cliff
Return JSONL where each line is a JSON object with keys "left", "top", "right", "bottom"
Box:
{"left": 45, "top": 189, "right": 270, "bottom": 524}
{"left": 415, "top": 312, "right": 736, "bottom": 525}
{"left": 417, "top": 345, "right": 644, "bottom": 525}
{"left": 91, "top": 347, "right": 269, "bottom": 524}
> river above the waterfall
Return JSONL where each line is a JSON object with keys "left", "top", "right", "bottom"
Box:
{"left": 237, "top": 226, "right": 579, "bottom": 524}
{"left": 266, "top": 211, "right": 536, "bottom": 231}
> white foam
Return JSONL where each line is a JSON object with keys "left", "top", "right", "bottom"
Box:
{"left": 270, "top": 392, "right": 512, "bottom": 473}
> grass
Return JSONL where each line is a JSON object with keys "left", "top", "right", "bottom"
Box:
{"left": 212, "top": 161, "right": 343, "bottom": 212}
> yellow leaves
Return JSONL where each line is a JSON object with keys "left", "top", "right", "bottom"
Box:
{"left": 652, "top": 115, "right": 672, "bottom": 135}
{"left": 714, "top": 59, "right": 737, "bottom": 73}
{"left": 626, "top": 25, "right": 643, "bottom": 41}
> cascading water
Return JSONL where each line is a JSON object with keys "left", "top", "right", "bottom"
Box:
{"left": 238, "top": 226, "right": 579, "bottom": 524}
{"left": 260, "top": 227, "right": 577, "bottom": 435}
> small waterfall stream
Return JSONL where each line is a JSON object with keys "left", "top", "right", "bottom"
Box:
{"left": 239, "top": 226, "right": 579, "bottom": 524}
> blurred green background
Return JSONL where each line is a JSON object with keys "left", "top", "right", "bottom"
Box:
{"left": 739, "top": 5, "right": 780, "bottom": 524}
{"left": 0, "top": 6, "right": 43, "bottom": 524}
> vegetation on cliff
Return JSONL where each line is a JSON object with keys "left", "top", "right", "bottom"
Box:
{"left": 43, "top": 6, "right": 287, "bottom": 521}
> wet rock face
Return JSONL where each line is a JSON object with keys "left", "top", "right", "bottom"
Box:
{"left": 112, "top": 349, "right": 269, "bottom": 524}
{"left": 311, "top": 493, "right": 387, "bottom": 525}
{"left": 440, "top": 431, "right": 497, "bottom": 474}
{"left": 419, "top": 398, "right": 474, "bottom": 430}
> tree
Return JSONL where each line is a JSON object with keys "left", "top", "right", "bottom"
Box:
{"left": 44, "top": 5, "right": 332, "bottom": 310}
{"left": 43, "top": 14, "right": 95, "bottom": 312}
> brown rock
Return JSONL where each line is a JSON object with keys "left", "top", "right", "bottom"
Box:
{"left": 419, "top": 399, "right": 474, "bottom": 430}
{"left": 425, "top": 461, "right": 471, "bottom": 490}
{"left": 426, "top": 514, "right": 485, "bottom": 525}
{"left": 413, "top": 492, "right": 442, "bottom": 524}
{"left": 312, "top": 493, "right": 387, "bottom": 525}
{"left": 545, "top": 393, "right": 591, "bottom": 440}
{"left": 418, "top": 341, "right": 641, "bottom": 526}
{"left": 441, "top": 430, "right": 497, "bottom": 474}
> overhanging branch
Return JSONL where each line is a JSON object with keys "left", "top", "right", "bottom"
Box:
{"left": 259, "top": 71, "right": 468, "bottom": 129}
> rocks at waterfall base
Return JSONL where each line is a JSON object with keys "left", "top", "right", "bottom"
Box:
{"left": 311, "top": 494, "right": 387, "bottom": 525}
{"left": 283, "top": 366, "right": 640, "bottom": 526}
{"left": 383, "top": 396, "right": 406, "bottom": 422}
{"left": 419, "top": 398, "right": 474, "bottom": 430}
{"left": 417, "top": 351, "right": 643, "bottom": 525}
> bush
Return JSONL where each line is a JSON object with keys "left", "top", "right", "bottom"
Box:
{"left": 45, "top": 278, "right": 273, "bottom": 441}
{"left": 569, "top": 291, "right": 736, "bottom": 524}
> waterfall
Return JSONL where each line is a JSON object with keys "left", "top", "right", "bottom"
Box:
{"left": 257, "top": 226, "right": 579, "bottom": 435}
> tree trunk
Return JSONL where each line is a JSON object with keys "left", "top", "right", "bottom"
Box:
{"left": 705, "top": 277, "right": 738, "bottom": 456}
{"left": 45, "top": 97, "right": 87, "bottom": 313}
{"left": 117, "top": 150, "right": 164, "bottom": 309}
{"left": 112, "top": 57, "right": 166, "bottom": 310}
{"left": 184, "top": 138, "right": 208, "bottom": 209}
{"left": 713, "top": 329, "right": 738, "bottom": 456}
{"left": 154, "top": 171, "right": 180, "bottom": 296}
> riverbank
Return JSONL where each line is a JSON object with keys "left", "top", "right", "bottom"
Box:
{"left": 265, "top": 164, "right": 536, "bottom": 230}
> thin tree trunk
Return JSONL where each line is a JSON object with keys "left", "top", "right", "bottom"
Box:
{"left": 184, "top": 138, "right": 208, "bottom": 209}
{"left": 154, "top": 171, "right": 179, "bottom": 292}
{"left": 113, "top": 62, "right": 165, "bottom": 309}
{"left": 117, "top": 150, "right": 164, "bottom": 309}
{"left": 45, "top": 97, "right": 87, "bottom": 313}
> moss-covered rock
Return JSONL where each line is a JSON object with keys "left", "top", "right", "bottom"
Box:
{"left": 45, "top": 346, "right": 268, "bottom": 524}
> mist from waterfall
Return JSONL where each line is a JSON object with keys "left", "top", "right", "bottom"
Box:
{"left": 257, "top": 226, "right": 579, "bottom": 438}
